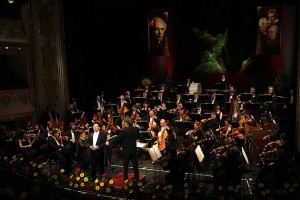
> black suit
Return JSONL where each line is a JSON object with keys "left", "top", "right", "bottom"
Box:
{"left": 89, "top": 131, "right": 107, "bottom": 180}
{"left": 111, "top": 126, "right": 140, "bottom": 180}
{"left": 47, "top": 135, "right": 71, "bottom": 170}
{"left": 65, "top": 129, "right": 78, "bottom": 158}
{"left": 92, "top": 100, "right": 102, "bottom": 114}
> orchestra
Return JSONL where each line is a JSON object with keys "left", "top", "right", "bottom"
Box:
{"left": 0, "top": 80, "right": 293, "bottom": 194}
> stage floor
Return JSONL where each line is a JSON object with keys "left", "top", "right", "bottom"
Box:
{"left": 99, "top": 145, "right": 257, "bottom": 197}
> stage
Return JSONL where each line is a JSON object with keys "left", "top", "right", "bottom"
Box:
{"left": 2, "top": 144, "right": 298, "bottom": 200}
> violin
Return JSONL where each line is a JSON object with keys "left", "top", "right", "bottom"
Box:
{"left": 180, "top": 112, "right": 191, "bottom": 121}
{"left": 201, "top": 117, "right": 212, "bottom": 123}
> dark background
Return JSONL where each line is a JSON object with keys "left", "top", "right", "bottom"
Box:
{"left": 0, "top": 0, "right": 297, "bottom": 115}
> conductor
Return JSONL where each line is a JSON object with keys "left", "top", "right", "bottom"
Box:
{"left": 111, "top": 117, "right": 140, "bottom": 181}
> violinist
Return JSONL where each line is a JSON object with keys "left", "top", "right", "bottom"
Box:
{"left": 256, "top": 139, "right": 288, "bottom": 188}
{"left": 40, "top": 120, "right": 53, "bottom": 143}
{"left": 192, "top": 103, "right": 206, "bottom": 121}
{"left": 210, "top": 137, "right": 235, "bottom": 158}
{"left": 65, "top": 122, "right": 79, "bottom": 159}
{"left": 18, "top": 130, "right": 37, "bottom": 163}
{"left": 214, "top": 105, "right": 223, "bottom": 123}
{"left": 185, "top": 121, "right": 203, "bottom": 146}
{"left": 47, "top": 129, "right": 72, "bottom": 172}
{"left": 184, "top": 121, "right": 204, "bottom": 170}
{"left": 202, "top": 112, "right": 219, "bottom": 132}
{"left": 171, "top": 108, "right": 191, "bottom": 125}
{"left": 213, "top": 146, "right": 244, "bottom": 189}
{"left": 216, "top": 119, "right": 232, "bottom": 140}
{"left": 155, "top": 101, "right": 168, "bottom": 120}
{"left": 231, "top": 126, "right": 246, "bottom": 150}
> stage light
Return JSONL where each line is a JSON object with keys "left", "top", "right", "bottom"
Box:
{"left": 8, "top": 0, "right": 15, "bottom": 3}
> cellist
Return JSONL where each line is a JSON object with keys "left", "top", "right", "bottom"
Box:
{"left": 117, "top": 95, "right": 129, "bottom": 116}
{"left": 157, "top": 119, "right": 177, "bottom": 155}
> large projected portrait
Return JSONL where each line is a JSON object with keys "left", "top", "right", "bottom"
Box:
{"left": 256, "top": 6, "right": 281, "bottom": 55}
{"left": 148, "top": 11, "right": 169, "bottom": 56}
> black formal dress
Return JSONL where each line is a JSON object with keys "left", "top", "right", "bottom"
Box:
{"left": 76, "top": 136, "right": 90, "bottom": 171}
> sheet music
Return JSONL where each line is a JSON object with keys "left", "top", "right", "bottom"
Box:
{"left": 148, "top": 144, "right": 161, "bottom": 162}
{"left": 195, "top": 145, "right": 205, "bottom": 163}
{"left": 136, "top": 141, "right": 148, "bottom": 148}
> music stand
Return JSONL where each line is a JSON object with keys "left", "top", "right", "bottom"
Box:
{"left": 136, "top": 141, "right": 148, "bottom": 164}
{"left": 199, "top": 94, "right": 211, "bottom": 103}
{"left": 201, "top": 103, "right": 214, "bottom": 112}
{"left": 190, "top": 113, "right": 202, "bottom": 122}
{"left": 139, "top": 131, "right": 152, "bottom": 143}
{"left": 148, "top": 145, "right": 162, "bottom": 183}
{"left": 133, "top": 97, "right": 146, "bottom": 105}
{"left": 148, "top": 98, "right": 160, "bottom": 108}
{"left": 106, "top": 134, "right": 117, "bottom": 172}
{"left": 175, "top": 120, "right": 193, "bottom": 137}
{"left": 215, "top": 94, "right": 226, "bottom": 104}
{"left": 184, "top": 101, "right": 197, "bottom": 110}
{"left": 239, "top": 93, "right": 253, "bottom": 102}
{"left": 258, "top": 94, "right": 273, "bottom": 103}
{"left": 214, "top": 82, "right": 227, "bottom": 90}
{"left": 136, "top": 120, "right": 148, "bottom": 131}
{"left": 134, "top": 88, "right": 145, "bottom": 97}
{"left": 183, "top": 94, "right": 194, "bottom": 101}
{"left": 166, "top": 101, "right": 177, "bottom": 110}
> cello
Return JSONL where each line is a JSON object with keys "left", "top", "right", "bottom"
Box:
{"left": 157, "top": 127, "right": 168, "bottom": 151}
{"left": 107, "top": 114, "right": 118, "bottom": 133}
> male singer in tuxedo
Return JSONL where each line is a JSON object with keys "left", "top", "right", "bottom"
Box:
{"left": 111, "top": 117, "right": 140, "bottom": 181}
{"left": 89, "top": 123, "right": 107, "bottom": 180}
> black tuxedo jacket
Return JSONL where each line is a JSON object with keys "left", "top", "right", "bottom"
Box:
{"left": 47, "top": 136, "right": 61, "bottom": 152}
{"left": 112, "top": 126, "right": 139, "bottom": 155}
{"left": 89, "top": 131, "right": 107, "bottom": 151}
